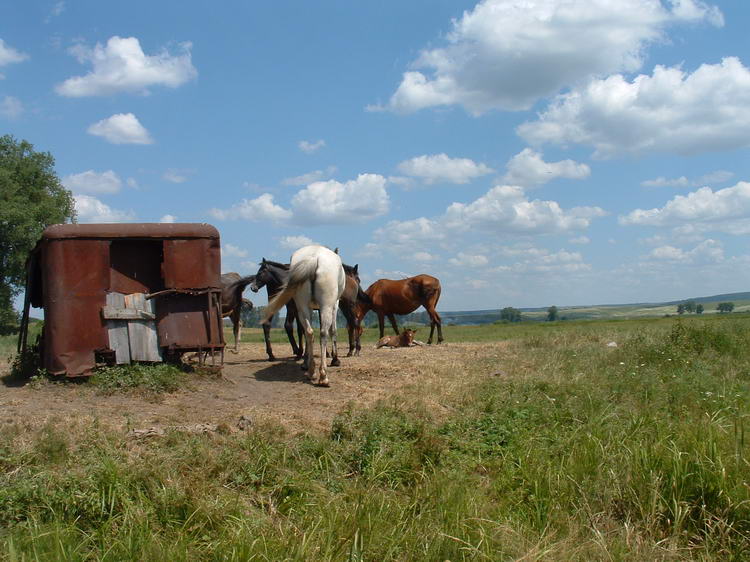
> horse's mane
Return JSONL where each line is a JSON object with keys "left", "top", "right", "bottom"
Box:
{"left": 263, "top": 260, "right": 289, "bottom": 270}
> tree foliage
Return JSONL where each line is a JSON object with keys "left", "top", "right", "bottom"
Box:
{"left": 500, "top": 307, "right": 522, "bottom": 323}
{"left": 696, "top": 303, "right": 704, "bottom": 314}
{"left": 717, "top": 302, "right": 735, "bottom": 313}
{"left": 546, "top": 305, "right": 559, "bottom": 322}
{"left": 0, "top": 135, "right": 76, "bottom": 333}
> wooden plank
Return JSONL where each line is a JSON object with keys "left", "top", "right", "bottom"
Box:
{"left": 124, "top": 293, "right": 162, "bottom": 362}
{"left": 105, "top": 293, "right": 131, "bottom": 364}
{"left": 102, "top": 307, "right": 155, "bottom": 320}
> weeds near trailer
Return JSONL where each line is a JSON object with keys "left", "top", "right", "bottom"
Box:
{"left": 89, "top": 363, "right": 187, "bottom": 395}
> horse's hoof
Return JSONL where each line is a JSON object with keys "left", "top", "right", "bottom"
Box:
{"left": 345, "top": 351, "right": 353, "bottom": 358}
{"left": 330, "top": 357, "right": 340, "bottom": 367}
{"left": 267, "top": 356, "right": 276, "bottom": 362}
{"left": 230, "top": 350, "right": 239, "bottom": 354}
{"left": 317, "top": 379, "right": 330, "bottom": 387}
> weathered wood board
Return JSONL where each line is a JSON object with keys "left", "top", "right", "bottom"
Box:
{"left": 105, "top": 292, "right": 131, "bottom": 364}
{"left": 124, "top": 293, "right": 162, "bottom": 362}
{"left": 104, "top": 292, "right": 162, "bottom": 363}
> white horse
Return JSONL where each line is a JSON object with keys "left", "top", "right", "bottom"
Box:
{"left": 261, "top": 245, "right": 345, "bottom": 386}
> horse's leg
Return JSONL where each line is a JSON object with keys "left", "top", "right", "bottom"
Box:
{"left": 354, "top": 316, "right": 362, "bottom": 356}
{"left": 321, "top": 310, "right": 331, "bottom": 358}
{"left": 387, "top": 314, "right": 400, "bottom": 335}
{"left": 262, "top": 316, "right": 275, "bottom": 361}
{"left": 284, "top": 312, "right": 299, "bottom": 358}
{"left": 341, "top": 305, "right": 356, "bottom": 357}
{"left": 296, "top": 316, "right": 305, "bottom": 360}
{"left": 297, "top": 307, "right": 315, "bottom": 381}
{"left": 317, "top": 306, "right": 334, "bottom": 386}
{"left": 377, "top": 311, "right": 386, "bottom": 339}
{"left": 231, "top": 308, "right": 241, "bottom": 353}
{"left": 425, "top": 293, "right": 443, "bottom": 344}
{"left": 329, "top": 305, "right": 340, "bottom": 367}
{"left": 286, "top": 302, "right": 303, "bottom": 359}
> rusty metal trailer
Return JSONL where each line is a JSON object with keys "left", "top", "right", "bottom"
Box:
{"left": 18, "top": 223, "right": 225, "bottom": 377}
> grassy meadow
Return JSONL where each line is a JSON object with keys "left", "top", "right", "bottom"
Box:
{"left": 1, "top": 314, "right": 750, "bottom": 560}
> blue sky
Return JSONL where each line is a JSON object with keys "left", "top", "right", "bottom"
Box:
{"left": 3, "top": 0, "right": 750, "bottom": 311}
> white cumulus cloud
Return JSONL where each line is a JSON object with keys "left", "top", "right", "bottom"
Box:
{"left": 87, "top": 113, "right": 153, "bottom": 144}
{"left": 648, "top": 239, "right": 724, "bottom": 264}
{"left": 298, "top": 139, "right": 325, "bottom": 154}
{"left": 282, "top": 166, "right": 337, "bottom": 186}
{"left": 0, "top": 96, "right": 23, "bottom": 118}
{"left": 163, "top": 169, "right": 192, "bottom": 183}
{"left": 379, "top": 0, "right": 722, "bottom": 114}
{"left": 502, "top": 149, "right": 590, "bottom": 188}
{"left": 620, "top": 181, "right": 750, "bottom": 233}
{"left": 63, "top": 170, "right": 122, "bottom": 194}
{"left": 279, "top": 235, "right": 315, "bottom": 250}
{"left": 398, "top": 153, "right": 494, "bottom": 185}
{"left": 75, "top": 194, "right": 134, "bottom": 223}
{"left": 223, "top": 244, "right": 248, "bottom": 258}
{"left": 449, "top": 252, "right": 489, "bottom": 267}
{"left": 208, "top": 193, "right": 292, "bottom": 223}
{"left": 641, "top": 170, "right": 733, "bottom": 188}
{"left": 56, "top": 36, "right": 197, "bottom": 97}
{"left": 444, "top": 185, "right": 606, "bottom": 234}
{"left": 291, "top": 173, "right": 389, "bottom": 225}
{"left": 0, "top": 39, "right": 28, "bottom": 71}
{"left": 518, "top": 57, "right": 750, "bottom": 158}
{"left": 159, "top": 214, "right": 176, "bottom": 223}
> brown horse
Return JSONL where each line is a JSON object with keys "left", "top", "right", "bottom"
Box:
{"left": 339, "top": 263, "right": 372, "bottom": 356}
{"left": 354, "top": 274, "right": 444, "bottom": 345}
{"left": 220, "top": 273, "right": 255, "bottom": 353}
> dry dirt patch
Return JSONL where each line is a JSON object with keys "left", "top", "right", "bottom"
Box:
{"left": 0, "top": 341, "right": 509, "bottom": 434}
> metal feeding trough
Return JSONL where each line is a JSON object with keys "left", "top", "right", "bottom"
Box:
{"left": 18, "top": 223, "right": 225, "bottom": 376}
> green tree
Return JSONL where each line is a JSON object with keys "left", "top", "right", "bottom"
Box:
{"left": 500, "top": 306, "right": 522, "bottom": 323}
{"left": 546, "top": 305, "right": 559, "bottom": 322}
{"left": 696, "top": 303, "right": 704, "bottom": 314}
{"left": 0, "top": 135, "right": 76, "bottom": 334}
{"left": 676, "top": 303, "right": 685, "bottom": 315}
{"left": 683, "top": 300, "right": 696, "bottom": 313}
{"left": 717, "top": 302, "right": 735, "bottom": 313}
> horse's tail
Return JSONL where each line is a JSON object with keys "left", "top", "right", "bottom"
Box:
{"left": 261, "top": 257, "right": 318, "bottom": 323}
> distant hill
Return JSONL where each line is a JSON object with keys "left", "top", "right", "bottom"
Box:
{"left": 430, "top": 291, "right": 750, "bottom": 326}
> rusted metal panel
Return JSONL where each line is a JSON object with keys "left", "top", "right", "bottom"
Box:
{"left": 21, "top": 222, "right": 225, "bottom": 377}
{"left": 156, "top": 291, "right": 223, "bottom": 349}
{"left": 42, "top": 223, "right": 219, "bottom": 240}
{"left": 42, "top": 239, "right": 110, "bottom": 376}
{"left": 163, "top": 238, "right": 221, "bottom": 289}
{"left": 110, "top": 239, "right": 164, "bottom": 294}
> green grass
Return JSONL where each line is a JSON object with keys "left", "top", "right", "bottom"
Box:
{"left": 2, "top": 316, "right": 749, "bottom": 560}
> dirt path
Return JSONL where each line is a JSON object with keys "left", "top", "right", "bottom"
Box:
{"left": 0, "top": 341, "right": 506, "bottom": 434}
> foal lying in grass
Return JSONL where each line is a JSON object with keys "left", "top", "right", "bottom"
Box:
{"left": 376, "top": 328, "right": 423, "bottom": 348}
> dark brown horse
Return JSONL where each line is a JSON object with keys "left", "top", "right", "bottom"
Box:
{"left": 249, "top": 259, "right": 304, "bottom": 361}
{"left": 220, "top": 273, "right": 255, "bottom": 353}
{"left": 339, "top": 263, "right": 372, "bottom": 357}
{"left": 354, "top": 274, "right": 444, "bottom": 345}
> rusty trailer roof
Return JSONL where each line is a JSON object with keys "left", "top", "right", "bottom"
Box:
{"left": 41, "top": 223, "right": 219, "bottom": 240}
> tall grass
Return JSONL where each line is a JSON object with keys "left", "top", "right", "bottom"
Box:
{"left": 1, "top": 316, "right": 748, "bottom": 560}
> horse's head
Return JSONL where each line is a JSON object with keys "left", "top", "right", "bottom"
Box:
{"left": 342, "top": 263, "right": 360, "bottom": 285}
{"left": 249, "top": 259, "right": 271, "bottom": 293}
{"left": 401, "top": 328, "right": 417, "bottom": 346}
